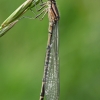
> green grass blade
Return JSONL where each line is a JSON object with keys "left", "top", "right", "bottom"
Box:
{"left": 0, "top": 20, "right": 19, "bottom": 37}
{"left": 0, "top": 0, "right": 40, "bottom": 37}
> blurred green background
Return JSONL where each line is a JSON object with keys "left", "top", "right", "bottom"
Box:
{"left": 0, "top": 0, "right": 100, "bottom": 100}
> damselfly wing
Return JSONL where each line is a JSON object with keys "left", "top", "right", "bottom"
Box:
{"left": 45, "top": 21, "right": 59, "bottom": 100}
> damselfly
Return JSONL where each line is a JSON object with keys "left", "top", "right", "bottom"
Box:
{"left": 0, "top": 0, "right": 41, "bottom": 37}
{"left": 39, "top": 0, "right": 60, "bottom": 100}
